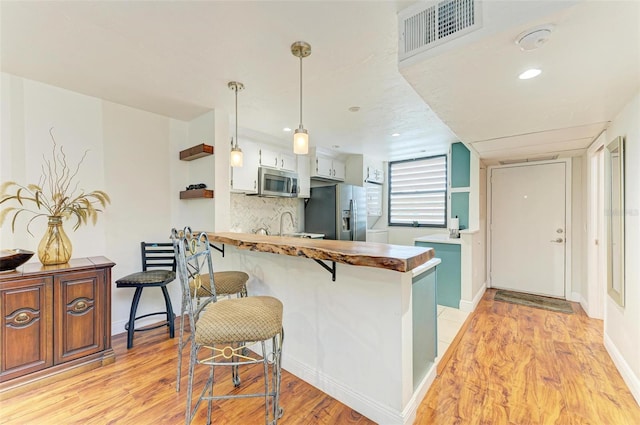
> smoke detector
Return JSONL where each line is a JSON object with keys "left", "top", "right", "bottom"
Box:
{"left": 515, "top": 24, "right": 554, "bottom": 51}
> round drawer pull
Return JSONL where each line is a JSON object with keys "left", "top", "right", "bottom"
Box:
{"left": 15, "top": 312, "right": 29, "bottom": 324}
{"left": 74, "top": 301, "right": 88, "bottom": 312}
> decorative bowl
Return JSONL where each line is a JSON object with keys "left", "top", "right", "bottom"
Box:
{"left": 0, "top": 249, "right": 35, "bottom": 272}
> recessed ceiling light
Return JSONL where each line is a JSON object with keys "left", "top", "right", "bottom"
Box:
{"left": 519, "top": 69, "right": 542, "bottom": 80}
{"left": 283, "top": 127, "right": 292, "bottom": 132}
{"left": 391, "top": 133, "right": 400, "bottom": 137}
{"left": 348, "top": 106, "right": 360, "bottom": 112}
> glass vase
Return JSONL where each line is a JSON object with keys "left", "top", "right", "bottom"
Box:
{"left": 38, "top": 216, "right": 72, "bottom": 265}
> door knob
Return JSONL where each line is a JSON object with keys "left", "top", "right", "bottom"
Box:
{"left": 550, "top": 238, "right": 564, "bottom": 243}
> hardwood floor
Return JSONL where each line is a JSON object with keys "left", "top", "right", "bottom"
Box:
{"left": 2, "top": 289, "right": 639, "bottom": 424}
{"left": 418, "top": 289, "right": 640, "bottom": 424}
{"left": 0, "top": 322, "right": 373, "bottom": 425}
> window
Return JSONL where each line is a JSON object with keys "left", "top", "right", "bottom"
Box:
{"left": 388, "top": 155, "right": 447, "bottom": 227}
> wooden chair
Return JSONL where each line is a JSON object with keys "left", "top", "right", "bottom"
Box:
{"left": 172, "top": 229, "right": 284, "bottom": 425}
{"left": 115, "top": 242, "right": 176, "bottom": 349}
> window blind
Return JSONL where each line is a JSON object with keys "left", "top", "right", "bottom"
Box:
{"left": 389, "top": 155, "right": 447, "bottom": 226}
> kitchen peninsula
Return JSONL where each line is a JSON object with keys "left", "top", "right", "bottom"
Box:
{"left": 205, "top": 232, "right": 440, "bottom": 425}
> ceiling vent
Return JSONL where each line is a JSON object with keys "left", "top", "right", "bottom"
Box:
{"left": 399, "top": 0, "right": 482, "bottom": 61}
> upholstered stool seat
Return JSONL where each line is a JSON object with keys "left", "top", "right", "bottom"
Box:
{"left": 189, "top": 271, "right": 248, "bottom": 298}
{"left": 196, "top": 296, "right": 282, "bottom": 344}
{"left": 118, "top": 270, "right": 175, "bottom": 286}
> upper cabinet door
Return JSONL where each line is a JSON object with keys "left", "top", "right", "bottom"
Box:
{"left": 332, "top": 159, "right": 346, "bottom": 181}
{"left": 231, "top": 140, "right": 259, "bottom": 193}
{"left": 279, "top": 152, "right": 297, "bottom": 172}
{"left": 315, "top": 156, "right": 334, "bottom": 178}
{"left": 260, "top": 148, "right": 279, "bottom": 169}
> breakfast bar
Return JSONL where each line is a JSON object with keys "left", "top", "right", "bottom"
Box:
{"left": 205, "top": 232, "right": 439, "bottom": 425}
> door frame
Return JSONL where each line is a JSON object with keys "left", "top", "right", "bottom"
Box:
{"left": 586, "top": 134, "right": 607, "bottom": 318}
{"left": 486, "top": 158, "right": 574, "bottom": 300}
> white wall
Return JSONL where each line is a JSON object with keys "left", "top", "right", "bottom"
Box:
{"left": 603, "top": 92, "right": 640, "bottom": 403}
{"left": 0, "top": 73, "right": 205, "bottom": 335}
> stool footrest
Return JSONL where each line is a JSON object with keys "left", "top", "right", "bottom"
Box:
{"left": 124, "top": 312, "right": 176, "bottom": 332}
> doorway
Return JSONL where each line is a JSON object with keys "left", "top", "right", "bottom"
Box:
{"left": 488, "top": 160, "right": 571, "bottom": 298}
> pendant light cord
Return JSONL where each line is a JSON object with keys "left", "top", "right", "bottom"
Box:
{"left": 234, "top": 85, "right": 239, "bottom": 149}
{"left": 299, "top": 56, "right": 303, "bottom": 128}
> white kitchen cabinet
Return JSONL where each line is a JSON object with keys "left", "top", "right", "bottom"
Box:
{"left": 260, "top": 148, "right": 296, "bottom": 172}
{"left": 366, "top": 229, "right": 388, "bottom": 243}
{"left": 297, "top": 155, "right": 310, "bottom": 198}
{"left": 366, "top": 183, "right": 383, "bottom": 216}
{"left": 345, "top": 154, "right": 384, "bottom": 186}
{"left": 366, "top": 165, "right": 384, "bottom": 184}
{"left": 333, "top": 159, "right": 346, "bottom": 180}
{"left": 230, "top": 140, "right": 260, "bottom": 193}
{"left": 311, "top": 153, "right": 345, "bottom": 181}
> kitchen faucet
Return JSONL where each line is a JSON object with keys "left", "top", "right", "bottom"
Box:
{"left": 279, "top": 211, "right": 295, "bottom": 236}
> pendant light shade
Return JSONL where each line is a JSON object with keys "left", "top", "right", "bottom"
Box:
{"left": 291, "top": 41, "right": 311, "bottom": 155}
{"left": 228, "top": 81, "right": 244, "bottom": 167}
{"left": 293, "top": 127, "right": 308, "bottom": 155}
{"left": 230, "top": 139, "right": 243, "bottom": 167}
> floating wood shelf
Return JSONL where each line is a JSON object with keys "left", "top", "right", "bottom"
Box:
{"left": 180, "top": 189, "right": 214, "bottom": 199}
{"left": 179, "top": 144, "right": 214, "bottom": 161}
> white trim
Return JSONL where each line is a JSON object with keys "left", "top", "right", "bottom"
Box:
{"left": 585, "top": 134, "right": 606, "bottom": 319}
{"left": 486, "top": 159, "right": 572, "bottom": 298}
{"left": 282, "top": 354, "right": 435, "bottom": 425}
{"left": 578, "top": 294, "right": 589, "bottom": 315}
{"left": 567, "top": 291, "right": 581, "bottom": 303}
{"left": 459, "top": 282, "right": 486, "bottom": 312}
{"left": 604, "top": 333, "right": 640, "bottom": 405}
{"left": 401, "top": 363, "right": 438, "bottom": 424}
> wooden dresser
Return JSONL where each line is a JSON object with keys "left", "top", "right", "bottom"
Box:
{"left": 0, "top": 257, "right": 115, "bottom": 396}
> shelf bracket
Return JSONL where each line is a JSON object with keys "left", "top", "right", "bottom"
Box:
{"left": 314, "top": 259, "right": 336, "bottom": 282}
{"left": 209, "top": 243, "right": 224, "bottom": 257}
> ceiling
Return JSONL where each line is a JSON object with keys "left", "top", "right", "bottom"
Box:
{"left": 1, "top": 1, "right": 639, "bottom": 164}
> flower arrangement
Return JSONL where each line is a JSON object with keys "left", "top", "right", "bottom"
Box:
{"left": 0, "top": 129, "right": 110, "bottom": 265}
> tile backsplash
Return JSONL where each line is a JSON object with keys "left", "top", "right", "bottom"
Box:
{"left": 230, "top": 193, "right": 302, "bottom": 235}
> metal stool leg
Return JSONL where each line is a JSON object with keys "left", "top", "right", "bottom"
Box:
{"left": 125, "top": 287, "right": 144, "bottom": 349}
{"left": 160, "top": 285, "right": 175, "bottom": 338}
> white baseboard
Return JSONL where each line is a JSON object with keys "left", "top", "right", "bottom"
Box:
{"left": 567, "top": 291, "right": 581, "bottom": 303}
{"left": 459, "top": 283, "right": 486, "bottom": 312}
{"left": 401, "top": 363, "right": 437, "bottom": 424}
{"left": 283, "top": 354, "right": 436, "bottom": 425}
{"left": 604, "top": 333, "right": 640, "bottom": 406}
{"left": 578, "top": 294, "right": 589, "bottom": 317}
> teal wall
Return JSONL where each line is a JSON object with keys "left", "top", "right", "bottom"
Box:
{"left": 451, "top": 142, "right": 470, "bottom": 188}
{"left": 415, "top": 241, "right": 461, "bottom": 308}
{"left": 412, "top": 266, "right": 437, "bottom": 389}
{"left": 451, "top": 192, "right": 469, "bottom": 230}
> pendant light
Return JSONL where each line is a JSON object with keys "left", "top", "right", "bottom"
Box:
{"left": 291, "top": 41, "right": 311, "bottom": 155}
{"left": 228, "top": 81, "right": 244, "bottom": 167}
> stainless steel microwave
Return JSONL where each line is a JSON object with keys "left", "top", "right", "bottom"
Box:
{"left": 257, "top": 167, "right": 298, "bottom": 197}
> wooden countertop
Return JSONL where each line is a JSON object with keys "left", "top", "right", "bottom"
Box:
{"left": 206, "top": 232, "right": 434, "bottom": 273}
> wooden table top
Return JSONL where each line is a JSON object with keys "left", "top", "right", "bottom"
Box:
{"left": 205, "top": 232, "right": 434, "bottom": 273}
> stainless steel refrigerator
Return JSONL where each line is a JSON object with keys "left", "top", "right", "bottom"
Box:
{"left": 304, "top": 184, "right": 367, "bottom": 241}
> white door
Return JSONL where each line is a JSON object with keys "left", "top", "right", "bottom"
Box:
{"left": 490, "top": 162, "right": 567, "bottom": 298}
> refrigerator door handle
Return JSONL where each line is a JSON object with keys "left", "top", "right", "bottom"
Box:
{"left": 352, "top": 199, "right": 357, "bottom": 241}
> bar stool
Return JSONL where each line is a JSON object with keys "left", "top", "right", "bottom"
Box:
{"left": 173, "top": 228, "right": 251, "bottom": 390}
{"left": 115, "top": 242, "right": 176, "bottom": 349}
{"left": 173, "top": 229, "right": 284, "bottom": 425}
